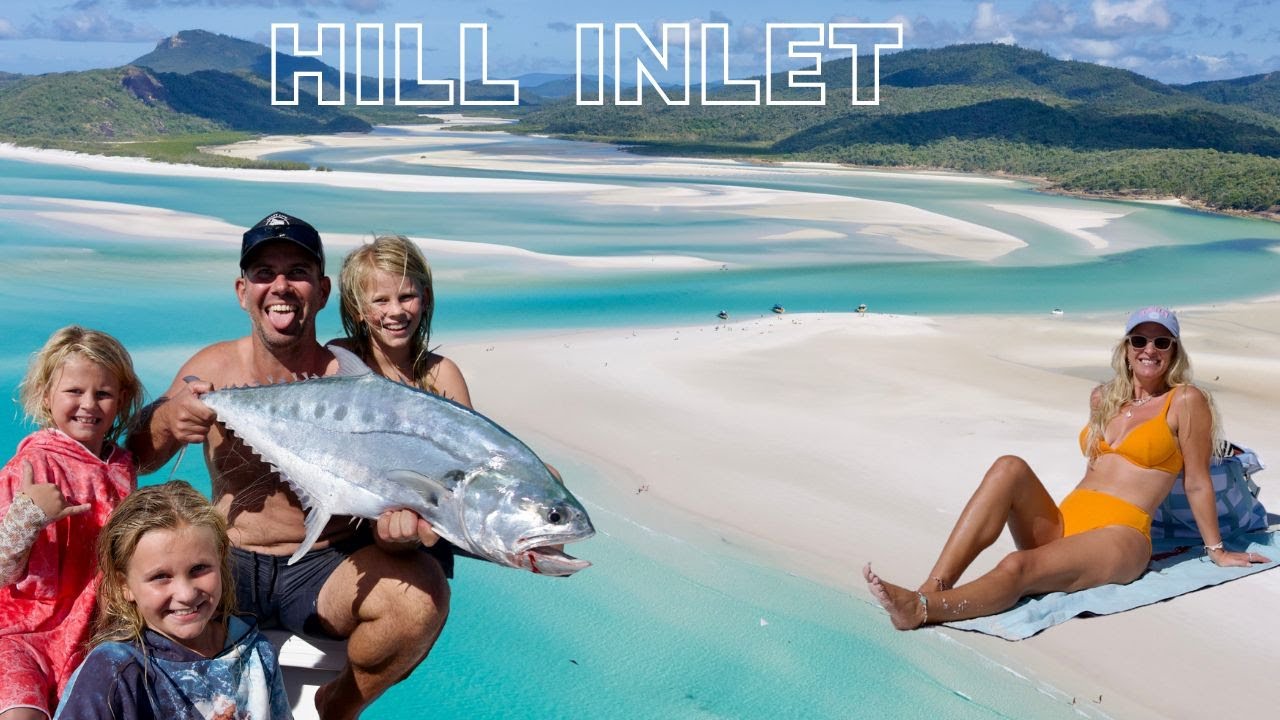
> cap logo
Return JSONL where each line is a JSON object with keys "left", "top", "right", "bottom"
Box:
{"left": 264, "top": 212, "right": 290, "bottom": 227}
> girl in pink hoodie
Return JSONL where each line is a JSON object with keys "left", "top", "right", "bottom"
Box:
{"left": 0, "top": 326, "right": 143, "bottom": 720}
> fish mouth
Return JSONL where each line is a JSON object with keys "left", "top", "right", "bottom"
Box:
{"left": 517, "top": 545, "right": 592, "bottom": 576}
{"left": 513, "top": 531, "right": 595, "bottom": 576}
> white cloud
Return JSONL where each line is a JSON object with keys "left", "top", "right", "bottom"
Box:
{"left": 1068, "top": 37, "right": 1123, "bottom": 59}
{"left": 0, "top": 17, "right": 19, "bottom": 39}
{"left": 1017, "top": 0, "right": 1078, "bottom": 37}
{"left": 1091, "top": 0, "right": 1172, "bottom": 32}
{"left": 1192, "top": 53, "right": 1230, "bottom": 74}
{"left": 19, "top": 7, "right": 164, "bottom": 42}
{"left": 970, "top": 2, "right": 1017, "bottom": 44}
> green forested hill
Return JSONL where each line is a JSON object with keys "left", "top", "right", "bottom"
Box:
{"left": 509, "top": 43, "right": 1280, "bottom": 214}
{"left": 0, "top": 67, "right": 221, "bottom": 139}
{"left": 0, "top": 65, "right": 369, "bottom": 140}
{"left": 1178, "top": 72, "right": 1280, "bottom": 116}
{"left": 776, "top": 98, "right": 1280, "bottom": 156}
{"left": 871, "top": 44, "right": 1187, "bottom": 109}
{"left": 0, "top": 71, "right": 25, "bottom": 90}
{"left": 155, "top": 70, "right": 370, "bottom": 134}
{"left": 132, "top": 29, "right": 269, "bottom": 75}
{"left": 130, "top": 28, "right": 537, "bottom": 120}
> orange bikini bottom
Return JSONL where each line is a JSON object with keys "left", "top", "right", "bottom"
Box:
{"left": 1058, "top": 489, "right": 1152, "bottom": 541}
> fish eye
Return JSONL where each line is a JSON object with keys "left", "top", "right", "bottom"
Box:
{"left": 547, "top": 506, "right": 565, "bottom": 524}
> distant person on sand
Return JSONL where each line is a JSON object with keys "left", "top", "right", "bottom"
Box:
{"left": 864, "top": 306, "right": 1269, "bottom": 629}
{"left": 128, "top": 212, "right": 448, "bottom": 719}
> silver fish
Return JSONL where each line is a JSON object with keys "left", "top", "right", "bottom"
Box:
{"left": 200, "top": 348, "right": 594, "bottom": 576}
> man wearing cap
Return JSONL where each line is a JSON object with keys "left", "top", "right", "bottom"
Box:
{"left": 129, "top": 211, "right": 448, "bottom": 720}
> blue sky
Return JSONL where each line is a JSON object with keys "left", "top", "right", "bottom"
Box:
{"left": 1, "top": 0, "right": 1278, "bottom": 84}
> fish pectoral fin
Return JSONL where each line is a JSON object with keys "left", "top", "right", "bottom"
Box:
{"left": 326, "top": 344, "right": 374, "bottom": 377}
{"left": 289, "top": 507, "right": 333, "bottom": 566}
{"left": 386, "top": 469, "right": 449, "bottom": 508}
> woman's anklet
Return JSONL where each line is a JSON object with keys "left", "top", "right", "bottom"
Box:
{"left": 917, "top": 592, "right": 929, "bottom": 625}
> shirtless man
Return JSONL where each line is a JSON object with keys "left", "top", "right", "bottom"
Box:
{"left": 128, "top": 212, "right": 448, "bottom": 720}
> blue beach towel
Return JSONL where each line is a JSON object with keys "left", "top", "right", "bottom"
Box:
{"left": 944, "top": 530, "right": 1280, "bottom": 640}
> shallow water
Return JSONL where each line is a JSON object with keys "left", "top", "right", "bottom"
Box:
{"left": 6, "top": 130, "right": 1276, "bottom": 717}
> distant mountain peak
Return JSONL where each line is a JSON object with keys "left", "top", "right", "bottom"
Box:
{"left": 133, "top": 29, "right": 269, "bottom": 75}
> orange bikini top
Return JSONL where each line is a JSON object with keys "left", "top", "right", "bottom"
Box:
{"left": 1079, "top": 389, "right": 1183, "bottom": 474}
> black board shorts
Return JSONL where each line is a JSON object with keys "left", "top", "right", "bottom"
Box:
{"left": 232, "top": 527, "right": 455, "bottom": 639}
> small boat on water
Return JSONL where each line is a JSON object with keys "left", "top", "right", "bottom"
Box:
{"left": 1051, "top": 308, "right": 1064, "bottom": 316}
{"left": 771, "top": 304, "right": 785, "bottom": 314}
{"left": 717, "top": 310, "right": 729, "bottom": 320}
{"left": 856, "top": 303, "right": 867, "bottom": 314}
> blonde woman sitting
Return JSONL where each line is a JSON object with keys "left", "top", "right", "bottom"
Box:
{"left": 865, "top": 307, "right": 1268, "bottom": 629}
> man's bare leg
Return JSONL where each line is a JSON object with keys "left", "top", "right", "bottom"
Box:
{"left": 313, "top": 545, "right": 450, "bottom": 720}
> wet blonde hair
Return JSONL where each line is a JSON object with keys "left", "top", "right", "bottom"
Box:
{"left": 18, "top": 325, "right": 143, "bottom": 447}
{"left": 338, "top": 235, "right": 437, "bottom": 389}
{"left": 92, "top": 480, "right": 236, "bottom": 649}
{"left": 1083, "top": 332, "right": 1223, "bottom": 461}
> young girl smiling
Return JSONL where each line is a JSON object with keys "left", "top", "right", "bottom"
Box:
{"left": 0, "top": 326, "right": 142, "bottom": 720}
{"left": 55, "top": 481, "right": 291, "bottom": 719}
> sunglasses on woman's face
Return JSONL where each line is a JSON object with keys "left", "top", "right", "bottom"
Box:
{"left": 1127, "top": 335, "right": 1176, "bottom": 351}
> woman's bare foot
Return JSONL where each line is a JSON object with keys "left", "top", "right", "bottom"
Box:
{"left": 863, "top": 563, "right": 927, "bottom": 630}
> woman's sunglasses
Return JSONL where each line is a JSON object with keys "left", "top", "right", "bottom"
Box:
{"left": 1127, "top": 335, "right": 1176, "bottom": 351}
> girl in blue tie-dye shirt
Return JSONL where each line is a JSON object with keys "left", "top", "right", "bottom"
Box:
{"left": 55, "top": 481, "right": 291, "bottom": 720}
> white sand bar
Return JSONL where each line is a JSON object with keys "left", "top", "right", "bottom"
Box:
{"left": 3, "top": 197, "right": 725, "bottom": 271}
{"left": 3, "top": 136, "right": 1029, "bottom": 262}
{"left": 199, "top": 125, "right": 1029, "bottom": 262}
{"left": 0, "top": 142, "right": 617, "bottom": 195}
{"left": 453, "top": 301, "right": 1280, "bottom": 720}
{"left": 989, "top": 203, "right": 1129, "bottom": 250}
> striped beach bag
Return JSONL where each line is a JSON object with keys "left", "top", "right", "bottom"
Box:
{"left": 1151, "top": 445, "right": 1269, "bottom": 540}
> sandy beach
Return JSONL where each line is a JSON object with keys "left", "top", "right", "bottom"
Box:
{"left": 451, "top": 303, "right": 1280, "bottom": 720}
{"left": 5, "top": 133, "right": 1278, "bottom": 718}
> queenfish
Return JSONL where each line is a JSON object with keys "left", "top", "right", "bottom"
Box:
{"left": 200, "top": 347, "right": 594, "bottom": 576}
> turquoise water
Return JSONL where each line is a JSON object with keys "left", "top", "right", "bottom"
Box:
{"left": 5, "top": 132, "right": 1279, "bottom": 717}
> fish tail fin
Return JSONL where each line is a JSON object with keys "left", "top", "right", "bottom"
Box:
{"left": 289, "top": 505, "right": 332, "bottom": 565}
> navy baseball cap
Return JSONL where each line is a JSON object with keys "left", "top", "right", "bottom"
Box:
{"left": 240, "top": 211, "right": 324, "bottom": 272}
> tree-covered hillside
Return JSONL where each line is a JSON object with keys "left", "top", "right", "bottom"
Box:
{"left": 0, "top": 67, "right": 221, "bottom": 139}
{"left": 508, "top": 44, "right": 1280, "bottom": 214}
{"left": 133, "top": 29, "right": 270, "bottom": 75}
{"left": 1178, "top": 72, "right": 1280, "bottom": 117}
{"left": 0, "top": 65, "right": 370, "bottom": 141}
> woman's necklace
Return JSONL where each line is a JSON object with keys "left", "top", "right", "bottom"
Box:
{"left": 1125, "top": 393, "right": 1158, "bottom": 418}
